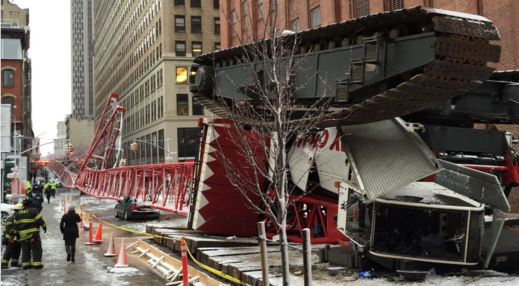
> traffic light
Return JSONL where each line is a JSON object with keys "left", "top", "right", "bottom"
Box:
{"left": 64, "top": 143, "right": 73, "bottom": 153}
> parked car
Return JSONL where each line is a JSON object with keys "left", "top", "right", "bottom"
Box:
{"left": 5, "top": 194, "right": 26, "bottom": 205}
{"left": 114, "top": 197, "right": 160, "bottom": 220}
{"left": 1, "top": 203, "right": 16, "bottom": 223}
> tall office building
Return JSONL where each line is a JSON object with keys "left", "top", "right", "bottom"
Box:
{"left": 92, "top": 0, "right": 221, "bottom": 164}
{"left": 71, "top": 0, "right": 94, "bottom": 118}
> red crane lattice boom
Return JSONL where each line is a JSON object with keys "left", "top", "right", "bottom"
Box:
{"left": 48, "top": 93, "right": 194, "bottom": 214}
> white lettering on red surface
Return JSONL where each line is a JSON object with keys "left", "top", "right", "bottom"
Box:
{"left": 295, "top": 128, "right": 341, "bottom": 151}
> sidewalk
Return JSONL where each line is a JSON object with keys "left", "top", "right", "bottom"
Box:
{"left": 1, "top": 190, "right": 164, "bottom": 286}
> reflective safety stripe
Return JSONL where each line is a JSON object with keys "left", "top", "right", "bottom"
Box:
{"left": 18, "top": 236, "right": 32, "bottom": 241}
{"left": 1, "top": 259, "right": 8, "bottom": 263}
{"left": 19, "top": 228, "right": 38, "bottom": 235}
{"left": 21, "top": 262, "right": 31, "bottom": 266}
{"left": 34, "top": 213, "right": 43, "bottom": 220}
{"left": 14, "top": 219, "right": 35, "bottom": 224}
{"left": 31, "top": 262, "right": 43, "bottom": 266}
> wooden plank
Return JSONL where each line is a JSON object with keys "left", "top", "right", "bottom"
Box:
{"left": 129, "top": 239, "right": 224, "bottom": 286}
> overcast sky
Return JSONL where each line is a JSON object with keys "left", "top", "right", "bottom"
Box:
{"left": 14, "top": 0, "right": 71, "bottom": 156}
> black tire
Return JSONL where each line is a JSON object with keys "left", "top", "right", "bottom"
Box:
{"left": 114, "top": 209, "right": 118, "bottom": 218}
{"left": 1, "top": 212, "right": 8, "bottom": 223}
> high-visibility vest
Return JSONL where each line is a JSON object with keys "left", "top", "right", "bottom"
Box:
{"left": 25, "top": 181, "right": 32, "bottom": 194}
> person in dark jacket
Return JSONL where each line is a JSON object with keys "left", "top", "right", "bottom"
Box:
{"left": 60, "top": 205, "right": 81, "bottom": 263}
{"left": 44, "top": 185, "right": 52, "bottom": 204}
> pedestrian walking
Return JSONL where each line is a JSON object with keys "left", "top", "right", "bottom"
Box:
{"left": 14, "top": 199, "right": 47, "bottom": 269}
{"left": 1, "top": 204, "right": 22, "bottom": 268}
{"left": 50, "top": 181, "right": 57, "bottom": 198}
{"left": 60, "top": 205, "right": 81, "bottom": 263}
{"left": 44, "top": 185, "right": 52, "bottom": 204}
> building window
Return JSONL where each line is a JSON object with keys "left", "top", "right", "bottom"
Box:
{"left": 146, "top": 104, "right": 150, "bottom": 124}
{"left": 192, "top": 41, "right": 202, "bottom": 57}
{"left": 175, "top": 41, "right": 186, "bottom": 56}
{"left": 191, "top": 0, "right": 201, "bottom": 8}
{"left": 191, "top": 16, "right": 202, "bottom": 33}
{"left": 310, "top": 6, "right": 320, "bottom": 28}
{"left": 291, "top": 18, "right": 300, "bottom": 32}
{"left": 353, "top": 0, "right": 370, "bottom": 18}
{"left": 214, "top": 17, "right": 220, "bottom": 35}
{"left": 178, "top": 128, "right": 199, "bottom": 160}
{"left": 152, "top": 100, "right": 156, "bottom": 121}
{"left": 192, "top": 98, "right": 204, "bottom": 115}
{"left": 214, "top": 0, "right": 219, "bottom": 9}
{"left": 177, "top": 94, "right": 189, "bottom": 115}
{"left": 1, "top": 95, "right": 14, "bottom": 107}
{"left": 158, "top": 129, "right": 165, "bottom": 161}
{"left": 174, "top": 0, "right": 184, "bottom": 6}
{"left": 176, "top": 66, "right": 188, "bottom": 84}
{"left": 215, "top": 42, "right": 221, "bottom": 51}
{"left": 158, "top": 96, "right": 164, "bottom": 118}
{"left": 175, "top": 15, "right": 185, "bottom": 32}
{"left": 385, "top": 0, "right": 404, "bottom": 11}
{"left": 2, "top": 69, "right": 14, "bottom": 88}
{"left": 158, "top": 69, "right": 163, "bottom": 87}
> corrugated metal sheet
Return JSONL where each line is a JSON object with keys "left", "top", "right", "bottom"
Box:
{"left": 340, "top": 118, "right": 439, "bottom": 201}
{"left": 436, "top": 159, "right": 510, "bottom": 212}
{"left": 482, "top": 209, "right": 506, "bottom": 268}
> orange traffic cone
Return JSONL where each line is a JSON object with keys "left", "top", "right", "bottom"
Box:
{"left": 94, "top": 223, "right": 103, "bottom": 243}
{"left": 84, "top": 222, "right": 96, "bottom": 245}
{"left": 114, "top": 239, "right": 129, "bottom": 268}
{"left": 104, "top": 233, "right": 116, "bottom": 257}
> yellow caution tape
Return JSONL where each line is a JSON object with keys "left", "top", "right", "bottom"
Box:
{"left": 183, "top": 241, "right": 252, "bottom": 286}
{"left": 78, "top": 205, "right": 251, "bottom": 285}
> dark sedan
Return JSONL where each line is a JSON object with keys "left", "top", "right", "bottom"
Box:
{"left": 114, "top": 197, "right": 160, "bottom": 220}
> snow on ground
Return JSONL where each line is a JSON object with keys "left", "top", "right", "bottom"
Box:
{"left": 106, "top": 266, "right": 144, "bottom": 276}
{"left": 74, "top": 193, "right": 519, "bottom": 286}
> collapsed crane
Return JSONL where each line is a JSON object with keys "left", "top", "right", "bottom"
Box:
{"left": 188, "top": 6, "right": 519, "bottom": 273}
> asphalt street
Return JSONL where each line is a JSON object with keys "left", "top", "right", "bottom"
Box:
{"left": 0, "top": 189, "right": 165, "bottom": 286}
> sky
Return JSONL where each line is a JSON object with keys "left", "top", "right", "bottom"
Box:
{"left": 14, "top": 0, "right": 71, "bottom": 156}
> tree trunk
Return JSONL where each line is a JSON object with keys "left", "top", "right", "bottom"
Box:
{"left": 279, "top": 198, "right": 291, "bottom": 286}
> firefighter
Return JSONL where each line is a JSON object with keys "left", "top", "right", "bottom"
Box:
{"left": 14, "top": 199, "right": 47, "bottom": 269}
{"left": 1, "top": 204, "right": 22, "bottom": 268}
{"left": 32, "top": 181, "right": 44, "bottom": 205}
{"left": 50, "top": 181, "right": 57, "bottom": 198}
{"left": 25, "top": 180, "right": 32, "bottom": 198}
{"left": 44, "top": 184, "right": 52, "bottom": 204}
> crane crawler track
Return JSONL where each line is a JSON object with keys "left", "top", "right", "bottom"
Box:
{"left": 191, "top": 7, "right": 500, "bottom": 127}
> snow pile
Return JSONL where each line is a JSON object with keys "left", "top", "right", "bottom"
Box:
{"left": 106, "top": 266, "right": 144, "bottom": 277}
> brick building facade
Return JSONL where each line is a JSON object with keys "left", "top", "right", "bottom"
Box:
{"left": 220, "top": 0, "right": 519, "bottom": 71}
{"left": 1, "top": 59, "right": 24, "bottom": 126}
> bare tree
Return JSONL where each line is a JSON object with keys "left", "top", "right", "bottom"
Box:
{"left": 211, "top": 2, "right": 333, "bottom": 284}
